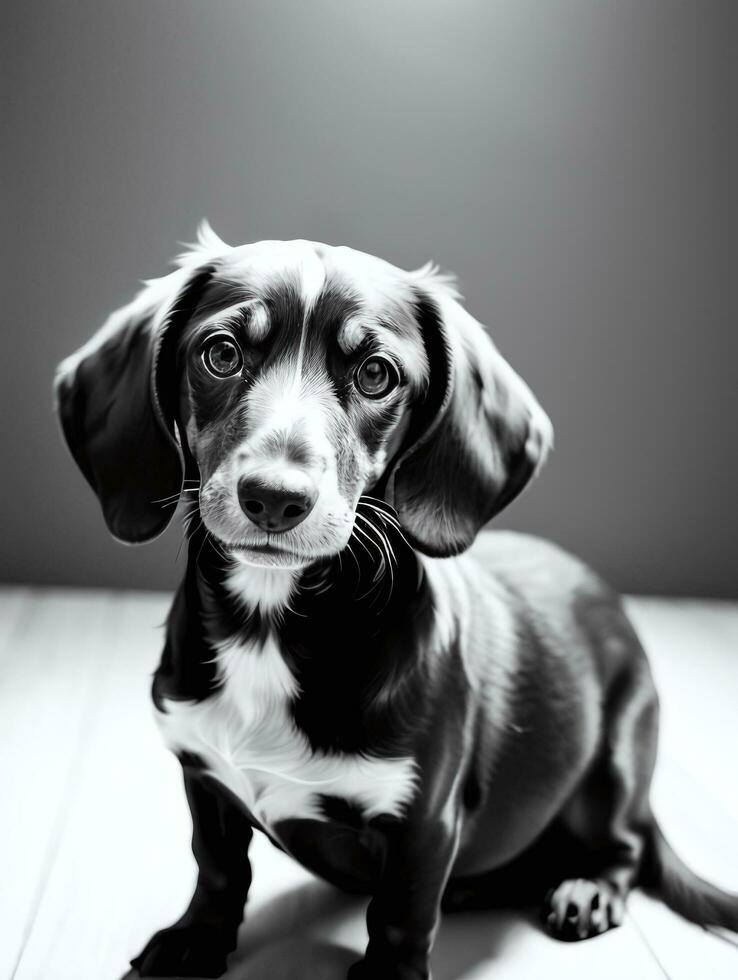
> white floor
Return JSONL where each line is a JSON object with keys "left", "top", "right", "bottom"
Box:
{"left": 1, "top": 587, "right": 736, "bottom": 980}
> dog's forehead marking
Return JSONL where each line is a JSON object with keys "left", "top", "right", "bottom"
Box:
{"left": 337, "top": 315, "right": 368, "bottom": 355}
{"left": 250, "top": 303, "right": 270, "bottom": 341}
{"left": 201, "top": 241, "right": 429, "bottom": 388}
{"left": 220, "top": 240, "right": 411, "bottom": 320}
{"left": 297, "top": 248, "right": 327, "bottom": 312}
{"left": 220, "top": 242, "right": 327, "bottom": 379}
{"left": 201, "top": 300, "right": 271, "bottom": 342}
{"left": 294, "top": 248, "right": 326, "bottom": 379}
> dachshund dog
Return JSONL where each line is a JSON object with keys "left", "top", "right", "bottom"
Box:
{"left": 55, "top": 225, "right": 737, "bottom": 979}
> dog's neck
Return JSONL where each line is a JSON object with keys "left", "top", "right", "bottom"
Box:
{"left": 191, "top": 505, "right": 424, "bottom": 645}
{"left": 198, "top": 523, "right": 423, "bottom": 642}
{"left": 224, "top": 562, "right": 298, "bottom": 618}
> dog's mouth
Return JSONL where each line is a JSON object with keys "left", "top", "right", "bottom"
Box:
{"left": 211, "top": 534, "right": 319, "bottom": 569}
{"left": 229, "top": 541, "right": 282, "bottom": 554}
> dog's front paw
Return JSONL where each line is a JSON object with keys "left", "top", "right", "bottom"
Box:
{"left": 131, "top": 922, "right": 235, "bottom": 977}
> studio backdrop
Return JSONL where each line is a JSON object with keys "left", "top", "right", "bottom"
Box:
{"left": 2, "top": 0, "right": 736, "bottom": 597}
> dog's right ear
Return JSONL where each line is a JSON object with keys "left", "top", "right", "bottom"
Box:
{"left": 54, "top": 261, "right": 217, "bottom": 544}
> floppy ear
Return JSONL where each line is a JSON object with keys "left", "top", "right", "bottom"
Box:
{"left": 54, "top": 263, "right": 215, "bottom": 544}
{"left": 383, "top": 277, "right": 553, "bottom": 557}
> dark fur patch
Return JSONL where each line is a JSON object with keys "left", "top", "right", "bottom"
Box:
{"left": 55, "top": 264, "right": 217, "bottom": 544}
{"left": 154, "top": 502, "right": 436, "bottom": 759}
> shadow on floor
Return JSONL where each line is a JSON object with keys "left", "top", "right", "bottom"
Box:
{"left": 120, "top": 879, "right": 539, "bottom": 980}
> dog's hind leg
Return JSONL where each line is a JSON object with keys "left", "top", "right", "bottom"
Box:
{"left": 543, "top": 652, "right": 660, "bottom": 941}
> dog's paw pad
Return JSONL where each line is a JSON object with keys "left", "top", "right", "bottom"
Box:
{"left": 131, "top": 923, "right": 232, "bottom": 977}
{"left": 542, "top": 878, "right": 624, "bottom": 941}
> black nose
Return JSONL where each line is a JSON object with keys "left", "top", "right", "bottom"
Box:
{"left": 237, "top": 476, "right": 317, "bottom": 532}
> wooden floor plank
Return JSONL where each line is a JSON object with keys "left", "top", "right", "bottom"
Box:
{"left": 0, "top": 590, "right": 118, "bottom": 980}
{"left": 12, "top": 592, "right": 180, "bottom": 980}
{"left": 628, "top": 892, "right": 738, "bottom": 980}
{"left": 626, "top": 598, "right": 738, "bottom": 870}
{"left": 625, "top": 598, "right": 738, "bottom": 979}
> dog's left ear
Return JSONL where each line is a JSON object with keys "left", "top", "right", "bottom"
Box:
{"left": 384, "top": 276, "right": 553, "bottom": 557}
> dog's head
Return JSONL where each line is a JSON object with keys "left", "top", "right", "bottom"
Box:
{"left": 55, "top": 224, "right": 552, "bottom": 567}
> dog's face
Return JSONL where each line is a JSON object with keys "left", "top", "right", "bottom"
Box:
{"left": 177, "top": 241, "right": 429, "bottom": 567}
{"left": 55, "top": 225, "right": 552, "bottom": 563}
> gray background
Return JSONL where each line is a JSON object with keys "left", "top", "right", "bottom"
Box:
{"left": 2, "top": 0, "right": 736, "bottom": 597}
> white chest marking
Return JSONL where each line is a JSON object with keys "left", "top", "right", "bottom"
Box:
{"left": 225, "top": 562, "right": 297, "bottom": 614}
{"left": 155, "top": 633, "right": 417, "bottom": 828}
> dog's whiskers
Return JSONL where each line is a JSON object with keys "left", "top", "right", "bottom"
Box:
{"left": 208, "top": 533, "right": 232, "bottom": 566}
{"left": 353, "top": 520, "right": 386, "bottom": 578}
{"left": 355, "top": 512, "right": 397, "bottom": 612}
{"left": 176, "top": 513, "right": 202, "bottom": 563}
{"left": 348, "top": 507, "right": 401, "bottom": 609}
{"left": 154, "top": 481, "right": 201, "bottom": 508}
{"left": 355, "top": 513, "right": 390, "bottom": 577}
{"left": 358, "top": 496, "right": 409, "bottom": 545}
{"left": 152, "top": 492, "right": 182, "bottom": 505}
{"left": 351, "top": 522, "right": 382, "bottom": 579}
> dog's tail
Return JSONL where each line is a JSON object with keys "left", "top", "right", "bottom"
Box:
{"left": 643, "top": 821, "right": 738, "bottom": 934}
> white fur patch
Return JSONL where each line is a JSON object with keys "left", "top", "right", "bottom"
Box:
{"left": 298, "top": 249, "right": 327, "bottom": 314}
{"left": 225, "top": 561, "right": 297, "bottom": 614}
{"left": 337, "top": 315, "right": 368, "bottom": 354}
{"left": 201, "top": 300, "right": 271, "bottom": 342}
{"left": 156, "top": 633, "right": 418, "bottom": 829}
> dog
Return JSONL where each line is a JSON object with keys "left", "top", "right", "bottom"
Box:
{"left": 55, "top": 224, "right": 737, "bottom": 979}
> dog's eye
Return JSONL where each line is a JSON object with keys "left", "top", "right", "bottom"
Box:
{"left": 202, "top": 336, "right": 243, "bottom": 379}
{"left": 354, "top": 355, "right": 400, "bottom": 399}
